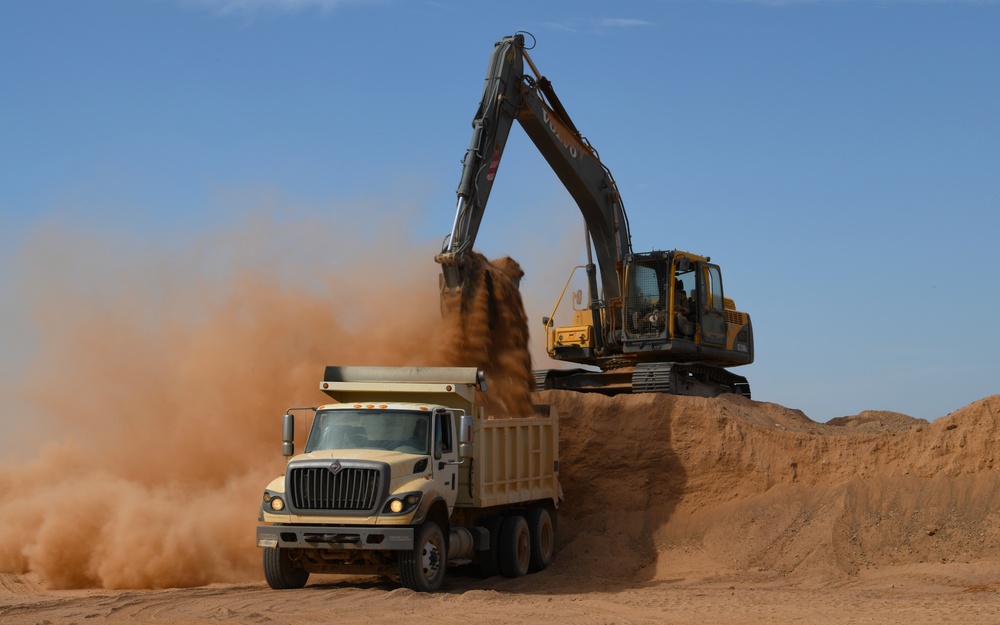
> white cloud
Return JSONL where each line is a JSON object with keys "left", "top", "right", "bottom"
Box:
{"left": 175, "top": 0, "right": 383, "bottom": 18}
{"left": 545, "top": 17, "right": 657, "bottom": 33}
{"left": 597, "top": 18, "right": 656, "bottom": 28}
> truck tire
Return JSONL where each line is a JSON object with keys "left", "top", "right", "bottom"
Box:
{"left": 475, "top": 516, "right": 504, "bottom": 578}
{"left": 497, "top": 515, "right": 531, "bottom": 578}
{"left": 526, "top": 507, "right": 555, "bottom": 572}
{"left": 262, "top": 547, "right": 309, "bottom": 590}
{"left": 399, "top": 521, "right": 446, "bottom": 592}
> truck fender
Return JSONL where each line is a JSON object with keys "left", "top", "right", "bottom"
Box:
{"left": 411, "top": 490, "right": 451, "bottom": 531}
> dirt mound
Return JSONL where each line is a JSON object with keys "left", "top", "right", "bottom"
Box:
{"left": 544, "top": 391, "right": 1000, "bottom": 588}
{"left": 828, "top": 409, "right": 929, "bottom": 433}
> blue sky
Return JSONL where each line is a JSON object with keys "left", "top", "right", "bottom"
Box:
{"left": 2, "top": 0, "right": 998, "bottom": 424}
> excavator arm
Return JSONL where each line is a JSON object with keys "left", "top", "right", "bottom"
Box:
{"left": 436, "top": 34, "right": 632, "bottom": 310}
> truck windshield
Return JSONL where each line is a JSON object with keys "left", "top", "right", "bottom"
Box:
{"left": 304, "top": 409, "right": 430, "bottom": 455}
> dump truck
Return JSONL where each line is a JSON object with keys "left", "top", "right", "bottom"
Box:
{"left": 256, "top": 366, "right": 560, "bottom": 592}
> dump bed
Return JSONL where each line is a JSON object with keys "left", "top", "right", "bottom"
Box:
{"left": 456, "top": 405, "right": 560, "bottom": 509}
{"left": 319, "top": 366, "right": 560, "bottom": 511}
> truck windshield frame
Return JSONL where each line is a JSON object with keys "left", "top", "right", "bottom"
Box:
{"left": 305, "top": 409, "right": 431, "bottom": 455}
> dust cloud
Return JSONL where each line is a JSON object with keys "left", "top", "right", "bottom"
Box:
{"left": 0, "top": 210, "right": 509, "bottom": 589}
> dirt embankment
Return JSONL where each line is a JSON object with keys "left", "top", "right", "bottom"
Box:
{"left": 547, "top": 390, "right": 1000, "bottom": 588}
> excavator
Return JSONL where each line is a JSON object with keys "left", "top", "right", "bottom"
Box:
{"left": 435, "top": 33, "right": 753, "bottom": 398}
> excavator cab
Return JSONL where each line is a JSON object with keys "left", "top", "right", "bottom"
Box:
{"left": 541, "top": 249, "right": 753, "bottom": 397}
{"left": 624, "top": 252, "right": 704, "bottom": 342}
{"left": 625, "top": 255, "right": 671, "bottom": 339}
{"left": 620, "top": 250, "right": 752, "bottom": 363}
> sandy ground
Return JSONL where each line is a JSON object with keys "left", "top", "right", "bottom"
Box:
{"left": 4, "top": 567, "right": 1000, "bottom": 625}
{"left": 5, "top": 390, "right": 1000, "bottom": 624}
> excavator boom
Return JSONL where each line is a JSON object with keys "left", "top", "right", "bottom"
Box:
{"left": 436, "top": 34, "right": 630, "bottom": 306}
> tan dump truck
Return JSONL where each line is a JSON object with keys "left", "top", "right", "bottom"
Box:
{"left": 256, "top": 366, "right": 560, "bottom": 592}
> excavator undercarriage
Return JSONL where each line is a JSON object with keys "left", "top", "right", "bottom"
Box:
{"left": 534, "top": 362, "right": 751, "bottom": 398}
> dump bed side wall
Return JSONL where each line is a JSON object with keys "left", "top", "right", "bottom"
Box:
{"left": 457, "top": 407, "right": 559, "bottom": 509}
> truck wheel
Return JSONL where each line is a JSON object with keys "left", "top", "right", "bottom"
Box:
{"left": 399, "top": 521, "right": 446, "bottom": 592}
{"left": 262, "top": 547, "right": 309, "bottom": 590}
{"left": 498, "top": 515, "right": 531, "bottom": 578}
{"left": 526, "top": 507, "right": 555, "bottom": 572}
{"left": 476, "top": 516, "right": 503, "bottom": 578}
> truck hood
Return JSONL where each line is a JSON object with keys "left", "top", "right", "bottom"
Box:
{"left": 290, "top": 449, "right": 431, "bottom": 482}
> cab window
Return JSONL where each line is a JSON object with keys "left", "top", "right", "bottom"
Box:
{"left": 434, "top": 411, "right": 454, "bottom": 459}
{"left": 702, "top": 265, "right": 724, "bottom": 312}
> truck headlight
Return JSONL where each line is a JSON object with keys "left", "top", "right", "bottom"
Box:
{"left": 270, "top": 497, "right": 285, "bottom": 512}
{"left": 382, "top": 492, "right": 421, "bottom": 515}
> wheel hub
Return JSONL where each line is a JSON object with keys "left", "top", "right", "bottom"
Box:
{"left": 421, "top": 541, "right": 441, "bottom": 576}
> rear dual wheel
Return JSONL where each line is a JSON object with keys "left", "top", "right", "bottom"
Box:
{"left": 498, "top": 515, "right": 531, "bottom": 578}
{"left": 495, "top": 508, "right": 557, "bottom": 578}
{"left": 525, "top": 507, "right": 555, "bottom": 572}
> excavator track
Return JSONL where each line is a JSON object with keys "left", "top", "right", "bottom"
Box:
{"left": 535, "top": 363, "right": 750, "bottom": 399}
{"left": 632, "top": 362, "right": 751, "bottom": 398}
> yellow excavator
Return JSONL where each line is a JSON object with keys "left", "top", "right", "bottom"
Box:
{"left": 435, "top": 33, "right": 753, "bottom": 398}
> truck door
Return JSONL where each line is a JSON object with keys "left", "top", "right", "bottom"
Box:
{"left": 433, "top": 410, "right": 461, "bottom": 510}
{"left": 698, "top": 263, "right": 728, "bottom": 347}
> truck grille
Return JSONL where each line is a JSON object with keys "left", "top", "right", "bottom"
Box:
{"left": 288, "top": 465, "right": 382, "bottom": 512}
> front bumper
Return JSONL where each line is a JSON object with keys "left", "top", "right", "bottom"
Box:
{"left": 257, "top": 524, "right": 414, "bottom": 551}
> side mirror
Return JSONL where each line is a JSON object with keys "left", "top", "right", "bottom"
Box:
{"left": 458, "top": 413, "right": 474, "bottom": 459}
{"left": 282, "top": 413, "right": 295, "bottom": 458}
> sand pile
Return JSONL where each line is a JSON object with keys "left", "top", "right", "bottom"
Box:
{"left": 545, "top": 390, "right": 1000, "bottom": 588}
